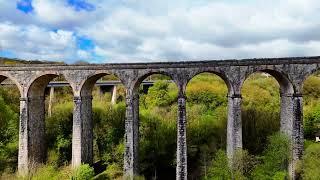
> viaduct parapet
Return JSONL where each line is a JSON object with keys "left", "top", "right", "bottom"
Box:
{"left": 2, "top": 56, "right": 320, "bottom": 179}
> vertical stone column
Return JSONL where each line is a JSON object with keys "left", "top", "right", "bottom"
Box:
{"left": 280, "top": 93, "right": 303, "bottom": 180}
{"left": 18, "top": 97, "right": 29, "bottom": 174}
{"left": 18, "top": 96, "right": 46, "bottom": 174}
{"left": 72, "top": 96, "right": 93, "bottom": 168}
{"left": 111, "top": 85, "right": 117, "bottom": 105}
{"left": 226, "top": 94, "right": 242, "bottom": 161}
{"left": 48, "top": 87, "right": 54, "bottom": 117}
{"left": 176, "top": 92, "right": 187, "bottom": 180}
{"left": 124, "top": 90, "right": 139, "bottom": 178}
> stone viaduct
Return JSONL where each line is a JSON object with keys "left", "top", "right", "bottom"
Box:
{"left": 1, "top": 56, "right": 319, "bottom": 179}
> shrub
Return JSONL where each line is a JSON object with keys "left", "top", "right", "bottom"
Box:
{"left": 72, "top": 164, "right": 95, "bottom": 180}
{"left": 302, "top": 143, "right": 320, "bottom": 180}
{"left": 206, "top": 150, "right": 232, "bottom": 180}
{"left": 251, "top": 133, "right": 290, "bottom": 179}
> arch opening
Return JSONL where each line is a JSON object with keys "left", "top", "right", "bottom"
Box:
{"left": 241, "top": 72, "right": 282, "bottom": 155}
{"left": 45, "top": 75, "right": 74, "bottom": 167}
{"left": 0, "top": 75, "right": 21, "bottom": 174}
{"left": 301, "top": 71, "right": 320, "bottom": 178}
{"left": 80, "top": 73, "right": 127, "bottom": 175}
{"left": 26, "top": 74, "right": 75, "bottom": 168}
{"left": 135, "top": 73, "right": 178, "bottom": 179}
{"left": 186, "top": 72, "right": 228, "bottom": 179}
{"left": 302, "top": 71, "right": 320, "bottom": 142}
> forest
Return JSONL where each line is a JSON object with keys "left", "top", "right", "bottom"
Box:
{"left": 0, "top": 70, "right": 320, "bottom": 179}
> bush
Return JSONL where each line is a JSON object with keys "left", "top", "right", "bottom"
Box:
{"left": 72, "top": 164, "right": 95, "bottom": 180}
{"left": 206, "top": 150, "right": 231, "bottom": 179}
{"left": 105, "top": 163, "right": 122, "bottom": 179}
{"left": 251, "top": 133, "right": 290, "bottom": 179}
{"left": 302, "top": 143, "right": 320, "bottom": 180}
{"left": 30, "top": 165, "right": 58, "bottom": 180}
{"left": 145, "top": 80, "right": 177, "bottom": 107}
{"left": 46, "top": 102, "right": 73, "bottom": 166}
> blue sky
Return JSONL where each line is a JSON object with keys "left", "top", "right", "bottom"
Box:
{"left": 0, "top": 0, "right": 320, "bottom": 63}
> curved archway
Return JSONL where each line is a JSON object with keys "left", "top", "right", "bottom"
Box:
{"left": 133, "top": 71, "right": 175, "bottom": 93}
{"left": 187, "top": 70, "right": 232, "bottom": 95}
{"left": 26, "top": 73, "right": 74, "bottom": 168}
{"left": 134, "top": 73, "right": 178, "bottom": 179}
{"left": 28, "top": 74, "right": 59, "bottom": 97}
{"left": 243, "top": 69, "right": 294, "bottom": 95}
{"left": 77, "top": 73, "right": 126, "bottom": 174}
{"left": 241, "top": 71, "right": 285, "bottom": 154}
{"left": 0, "top": 75, "right": 21, "bottom": 174}
{"left": 302, "top": 71, "right": 320, "bottom": 142}
{"left": 186, "top": 72, "right": 228, "bottom": 179}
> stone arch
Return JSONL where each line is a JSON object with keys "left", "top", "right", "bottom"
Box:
{"left": 133, "top": 70, "right": 176, "bottom": 92}
{"left": 27, "top": 73, "right": 60, "bottom": 97}
{"left": 187, "top": 70, "right": 233, "bottom": 95}
{"left": 129, "top": 70, "right": 179, "bottom": 179}
{"left": 79, "top": 71, "right": 120, "bottom": 97}
{"left": 0, "top": 73, "right": 23, "bottom": 96}
{"left": 242, "top": 69, "right": 294, "bottom": 95}
{"left": 298, "top": 65, "right": 320, "bottom": 93}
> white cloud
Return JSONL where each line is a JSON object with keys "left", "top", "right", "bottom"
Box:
{"left": 78, "top": 0, "right": 320, "bottom": 62}
{"left": 32, "top": 0, "right": 96, "bottom": 29}
{"left": 1, "top": 0, "right": 320, "bottom": 62}
{"left": 0, "top": 22, "right": 78, "bottom": 61}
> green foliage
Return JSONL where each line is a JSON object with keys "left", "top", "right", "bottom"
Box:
{"left": 205, "top": 149, "right": 255, "bottom": 180}
{"left": 304, "top": 103, "right": 320, "bottom": 139}
{"left": 139, "top": 108, "right": 177, "bottom": 179}
{"left": 206, "top": 150, "right": 232, "bottom": 180}
{"left": 72, "top": 164, "right": 95, "bottom": 180}
{"left": 303, "top": 75, "right": 320, "bottom": 102}
{"left": 302, "top": 143, "right": 320, "bottom": 180}
{"left": 102, "top": 163, "right": 123, "bottom": 179}
{"left": 30, "top": 165, "right": 59, "bottom": 180}
{"left": 46, "top": 101, "right": 73, "bottom": 166}
{"left": 144, "top": 80, "right": 177, "bottom": 107}
{"left": 251, "top": 133, "right": 290, "bottom": 179}
{"left": 93, "top": 100, "right": 126, "bottom": 165}
{"left": 242, "top": 74, "right": 280, "bottom": 154}
{"left": 0, "top": 88, "right": 19, "bottom": 173}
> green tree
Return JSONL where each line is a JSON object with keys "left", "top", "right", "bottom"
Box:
{"left": 302, "top": 143, "right": 320, "bottom": 180}
{"left": 251, "top": 133, "right": 290, "bottom": 179}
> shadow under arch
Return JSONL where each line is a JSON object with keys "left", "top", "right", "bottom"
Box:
{"left": 27, "top": 74, "right": 60, "bottom": 97}
{"left": 80, "top": 73, "right": 110, "bottom": 97}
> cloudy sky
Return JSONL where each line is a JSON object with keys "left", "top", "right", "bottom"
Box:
{"left": 0, "top": 0, "right": 319, "bottom": 63}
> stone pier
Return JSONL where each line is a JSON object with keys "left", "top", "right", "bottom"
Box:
{"left": 226, "top": 93, "right": 242, "bottom": 161}
{"left": 176, "top": 90, "right": 187, "bottom": 180}
{"left": 123, "top": 89, "right": 140, "bottom": 178}
{"left": 72, "top": 96, "right": 93, "bottom": 167}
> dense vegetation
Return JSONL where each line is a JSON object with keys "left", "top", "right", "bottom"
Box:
{"left": 0, "top": 71, "right": 320, "bottom": 179}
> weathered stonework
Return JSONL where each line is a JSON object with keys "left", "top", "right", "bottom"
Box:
{"left": 72, "top": 96, "right": 93, "bottom": 167}
{"left": 226, "top": 95, "right": 242, "bottom": 161}
{"left": 176, "top": 87, "right": 187, "bottom": 180}
{"left": 123, "top": 89, "right": 140, "bottom": 179}
{"left": 1, "top": 56, "right": 320, "bottom": 179}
